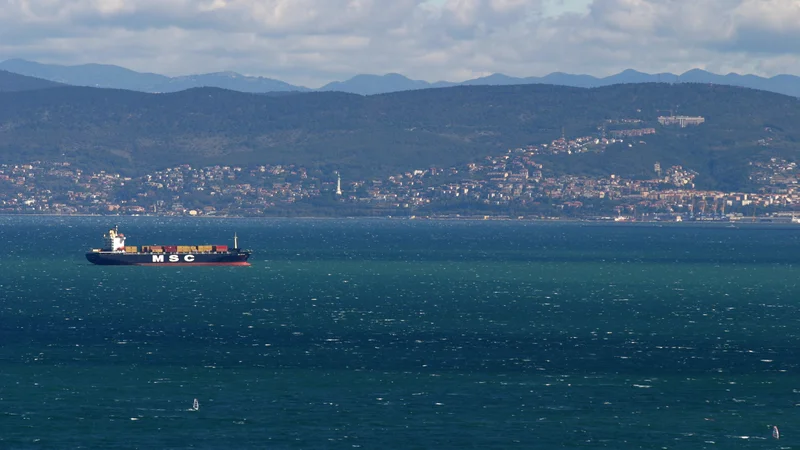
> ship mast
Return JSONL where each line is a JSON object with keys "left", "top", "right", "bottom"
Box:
{"left": 103, "top": 225, "right": 126, "bottom": 251}
{"left": 234, "top": 232, "right": 239, "bottom": 250}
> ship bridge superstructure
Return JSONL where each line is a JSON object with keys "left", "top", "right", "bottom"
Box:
{"left": 102, "top": 226, "right": 126, "bottom": 252}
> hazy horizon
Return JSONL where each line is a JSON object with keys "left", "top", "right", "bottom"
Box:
{"left": 1, "top": 0, "right": 797, "bottom": 88}
{"left": 2, "top": 58, "right": 794, "bottom": 91}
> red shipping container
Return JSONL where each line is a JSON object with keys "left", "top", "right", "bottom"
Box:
{"left": 163, "top": 246, "right": 178, "bottom": 253}
{"left": 215, "top": 245, "right": 228, "bottom": 252}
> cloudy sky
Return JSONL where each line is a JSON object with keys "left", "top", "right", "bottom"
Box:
{"left": 0, "top": 0, "right": 797, "bottom": 87}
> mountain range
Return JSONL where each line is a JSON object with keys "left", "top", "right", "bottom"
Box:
{"left": 0, "top": 69, "right": 64, "bottom": 92}
{"left": 1, "top": 75, "right": 798, "bottom": 191}
{"left": 0, "top": 59, "right": 305, "bottom": 94}
{"left": 4, "top": 59, "right": 800, "bottom": 97}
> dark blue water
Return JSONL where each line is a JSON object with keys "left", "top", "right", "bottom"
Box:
{"left": 1, "top": 216, "right": 799, "bottom": 449}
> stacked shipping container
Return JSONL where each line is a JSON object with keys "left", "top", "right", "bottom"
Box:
{"left": 136, "top": 245, "right": 230, "bottom": 253}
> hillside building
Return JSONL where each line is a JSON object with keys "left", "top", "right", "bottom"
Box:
{"left": 658, "top": 115, "right": 705, "bottom": 127}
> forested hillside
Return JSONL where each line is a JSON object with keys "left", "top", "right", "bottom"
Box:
{"left": 0, "top": 70, "right": 64, "bottom": 92}
{"left": 0, "top": 82, "right": 798, "bottom": 190}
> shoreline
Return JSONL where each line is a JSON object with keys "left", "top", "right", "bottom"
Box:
{"left": 0, "top": 212, "right": 794, "bottom": 225}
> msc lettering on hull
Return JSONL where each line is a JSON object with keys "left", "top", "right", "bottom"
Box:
{"left": 151, "top": 254, "right": 196, "bottom": 263}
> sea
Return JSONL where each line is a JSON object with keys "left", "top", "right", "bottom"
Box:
{"left": 1, "top": 216, "right": 799, "bottom": 449}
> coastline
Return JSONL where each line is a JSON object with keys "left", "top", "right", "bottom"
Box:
{"left": 0, "top": 212, "right": 794, "bottom": 225}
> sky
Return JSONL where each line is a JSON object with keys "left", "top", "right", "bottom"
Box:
{"left": 0, "top": 0, "right": 798, "bottom": 88}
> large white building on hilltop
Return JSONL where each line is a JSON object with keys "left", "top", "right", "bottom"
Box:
{"left": 658, "top": 115, "right": 705, "bottom": 127}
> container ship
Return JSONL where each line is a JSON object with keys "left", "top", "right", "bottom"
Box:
{"left": 86, "top": 226, "right": 251, "bottom": 266}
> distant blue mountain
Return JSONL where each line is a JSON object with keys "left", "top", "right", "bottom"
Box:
{"left": 0, "top": 59, "right": 309, "bottom": 93}
{"left": 326, "top": 68, "right": 800, "bottom": 97}
{"left": 459, "top": 73, "right": 525, "bottom": 86}
{"left": 3, "top": 58, "right": 800, "bottom": 98}
{"left": 0, "top": 59, "right": 168, "bottom": 91}
{"left": 162, "top": 71, "right": 307, "bottom": 93}
{"left": 318, "top": 73, "right": 431, "bottom": 95}
{"left": 0, "top": 69, "right": 65, "bottom": 91}
{"left": 537, "top": 72, "right": 602, "bottom": 88}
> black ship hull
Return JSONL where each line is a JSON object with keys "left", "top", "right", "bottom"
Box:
{"left": 86, "top": 251, "right": 250, "bottom": 266}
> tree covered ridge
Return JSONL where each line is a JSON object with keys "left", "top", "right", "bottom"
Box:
{"left": 0, "top": 70, "right": 65, "bottom": 92}
{"left": 0, "top": 82, "right": 798, "bottom": 190}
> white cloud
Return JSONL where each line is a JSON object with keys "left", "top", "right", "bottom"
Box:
{"left": 1, "top": 0, "right": 800, "bottom": 87}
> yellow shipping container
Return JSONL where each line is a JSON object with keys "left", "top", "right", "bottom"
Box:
{"left": 125, "top": 246, "right": 138, "bottom": 253}
{"left": 177, "top": 246, "right": 192, "bottom": 253}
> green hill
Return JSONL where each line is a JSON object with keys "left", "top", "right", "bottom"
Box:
{"left": 0, "top": 83, "right": 798, "bottom": 190}
{"left": 0, "top": 70, "right": 65, "bottom": 92}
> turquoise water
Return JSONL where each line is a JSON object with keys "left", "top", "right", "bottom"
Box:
{"left": 1, "top": 217, "right": 799, "bottom": 448}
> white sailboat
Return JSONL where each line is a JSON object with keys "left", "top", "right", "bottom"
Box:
{"left": 192, "top": 398, "right": 199, "bottom": 411}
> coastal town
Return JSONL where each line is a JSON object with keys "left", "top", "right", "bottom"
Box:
{"left": 1, "top": 115, "right": 799, "bottom": 222}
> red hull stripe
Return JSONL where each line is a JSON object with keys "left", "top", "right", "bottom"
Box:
{"left": 133, "top": 262, "right": 251, "bottom": 266}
